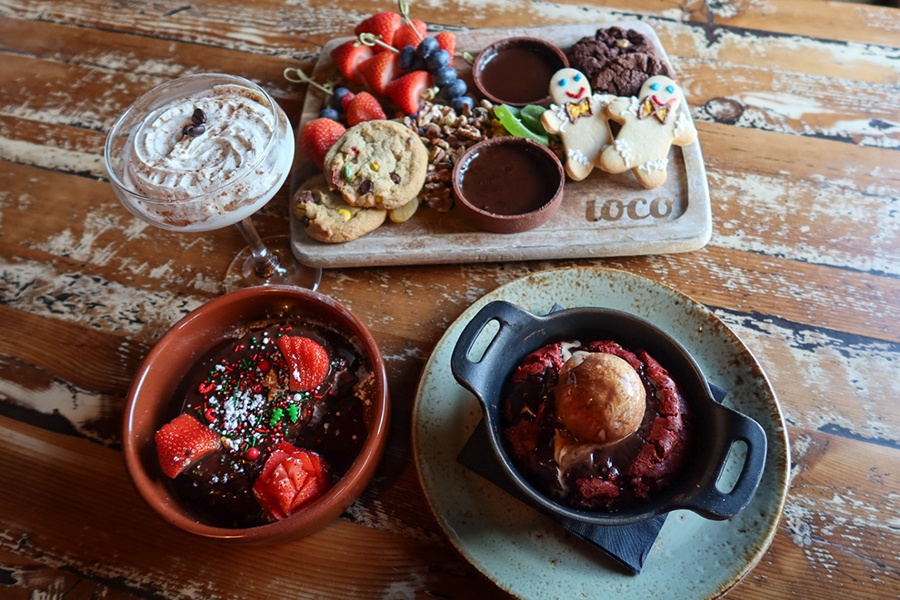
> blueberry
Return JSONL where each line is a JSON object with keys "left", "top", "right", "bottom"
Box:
{"left": 398, "top": 45, "right": 416, "bottom": 70}
{"left": 451, "top": 95, "right": 475, "bottom": 113}
{"left": 416, "top": 37, "right": 439, "bottom": 61}
{"left": 426, "top": 49, "right": 451, "bottom": 72}
{"left": 433, "top": 66, "right": 458, "bottom": 87}
{"left": 441, "top": 78, "right": 467, "bottom": 100}
{"left": 319, "top": 107, "right": 341, "bottom": 121}
{"left": 330, "top": 87, "right": 351, "bottom": 111}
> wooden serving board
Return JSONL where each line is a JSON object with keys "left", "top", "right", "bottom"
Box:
{"left": 289, "top": 22, "right": 711, "bottom": 268}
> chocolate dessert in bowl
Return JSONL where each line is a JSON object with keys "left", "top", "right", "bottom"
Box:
{"left": 472, "top": 37, "right": 569, "bottom": 107}
{"left": 451, "top": 300, "right": 766, "bottom": 526}
{"left": 452, "top": 136, "right": 564, "bottom": 234}
{"left": 123, "top": 286, "right": 389, "bottom": 543}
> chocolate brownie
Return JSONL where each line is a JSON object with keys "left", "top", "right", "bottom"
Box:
{"left": 593, "top": 53, "right": 673, "bottom": 98}
{"left": 567, "top": 26, "right": 673, "bottom": 98}
{"left": 567, "top": 26, "right": 658, "bottom": 74}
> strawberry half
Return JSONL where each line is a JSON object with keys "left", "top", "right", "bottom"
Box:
{"left": 385, "top": 70, "right": 432, "bottom": 115}
{"left": 331, "top": 40, "right": 374, "bottom": 85}
{"left": 253, "top": 441, "right": 330, "bottom": 520}
{"left": 435, "top": 31, "right": 456, "bottom": 57}
{"left": 346, "top": 91, "right": 387, "bottom": 126}
{"left": 354, "top": 11, "right": 402, "bottom": 50}
{"left": 358, "top": 52, "right": 401, "bottom": 96}
{"left": 277, "top": 335, "right": 330, "bottom": 392}
{"left": 155, "top": 413, "right": 221, "bottom": 479}
{"left": 391, "top": 19, "right": 427, "bottom": 50}
{"left": 300, "top": 118, "right": 346, "bottom": 170}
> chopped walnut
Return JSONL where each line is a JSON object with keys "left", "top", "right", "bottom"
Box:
{"left": 403, "top": 100, "right": 497, "bottom": 213}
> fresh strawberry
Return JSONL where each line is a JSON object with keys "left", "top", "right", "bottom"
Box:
{"left": 385, "top": 70, "right": 432, "bottom": 115}
{"left": 155, "top": 413, "right": 221, "bottom": 479}
{"left": 331, "top": 39, "right": 374, "bottom": 85}
{"left": 358, "top": 51, "right": 401, "bottom": 95}
{"left": 277, "top": 335, "right": 330, "bottom": 392}
{"left": 434, "top": 31, "right": 456, "bottom": 57}
{"left": 300, "top": 118, "right": 346, "bottom": 170}
{"left": 391, "top": 19, "right": 427, "bottom": 50}
{"left": 345, "top": 91, "right": 387, "bottom": 126}
{"left": 354, "top": 12, "right": 402, "bottom": 50}
{"left": 253, "top": 441, "right": 330, "bottom": 520}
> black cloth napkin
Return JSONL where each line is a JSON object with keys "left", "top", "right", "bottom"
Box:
{"left": 456, "top": 384, "right": 728, "bottom": 575}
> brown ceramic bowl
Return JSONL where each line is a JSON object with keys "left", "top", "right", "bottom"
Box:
{"left": 452, "top": 136, "right": 564, "bottom": 234}
{"left": 472, "top": 37, "right": 568, "bottom": 107}
{"left": 122, "top": 285, "right": 389, "bottom": 543}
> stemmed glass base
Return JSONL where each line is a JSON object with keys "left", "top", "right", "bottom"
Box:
{"left": 224, "top": 218, "right": 322, "bottom": 292}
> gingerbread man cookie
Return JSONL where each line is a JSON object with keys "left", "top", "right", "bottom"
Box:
{"left": 599, "top": 75, "right": 697, "bottom": 189}
{"left": 540, "top": 68, "right": 614, "bottom": 181}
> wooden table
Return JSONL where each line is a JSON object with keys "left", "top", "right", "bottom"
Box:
{"left": 1, "top": 1, "right": 897, "bottom": 598}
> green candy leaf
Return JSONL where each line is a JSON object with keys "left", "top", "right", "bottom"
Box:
{"left": 519, "top": 105, "right": 548, "bottom": 134}
{"left": 495, "top": 104, "right": 550, "bottom": 146}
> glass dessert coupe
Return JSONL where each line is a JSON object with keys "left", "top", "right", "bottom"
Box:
{"left": 105, "top": 73, "right": 322, "bottom": 291}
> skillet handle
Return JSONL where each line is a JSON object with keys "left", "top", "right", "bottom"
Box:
{"left": 681, "top": 404, "right": 768, "bottom": 519}
{"left": 450, "top": 300, "right": 538, "bottom": 399}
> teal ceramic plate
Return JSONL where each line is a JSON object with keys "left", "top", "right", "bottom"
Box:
{"left": 412, "top": 266, "right": 789, "bottom": 599}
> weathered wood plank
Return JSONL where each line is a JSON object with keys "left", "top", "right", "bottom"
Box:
{"left": 705, "top": 0, "right": 900, "bottom": 47}
{"left": 0, "top": 415, "right": 510, "bottom": 599}
{"left": 0, "top": 53, "right": 302, "bottom": 138}
{"left": 0, "top": 2, "right": 897, "bottom": 598}
{"left": 0, "top": 547, "right": 143, "bottom": 600}
{"left": 724, "top": 427, "right": 900, "bottom": 600}
{"left": 683, "top": 60, "right": 899, "bottom": 148}
{"left": 0, "top": 305, "right": 146, "bottom": 396}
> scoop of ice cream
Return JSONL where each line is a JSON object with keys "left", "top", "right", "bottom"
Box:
{"left": 555, "top": 352, "right": 646, "bottom": 444}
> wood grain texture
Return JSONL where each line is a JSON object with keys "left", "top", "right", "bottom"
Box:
{"left": 0, "top": 0, "right": 897, "bottom": 599}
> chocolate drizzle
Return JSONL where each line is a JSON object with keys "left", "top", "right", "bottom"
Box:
{"left": 163, "top": 321, "right": 371, "bottom": 528}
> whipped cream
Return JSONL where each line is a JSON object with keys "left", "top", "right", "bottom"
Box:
{"left": 122, "top": 83, "right": 292, "bottom": 231}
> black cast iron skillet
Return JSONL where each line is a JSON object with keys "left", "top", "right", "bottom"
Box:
{"left": 451, "top": 300, "right": 767, "bottom": 526}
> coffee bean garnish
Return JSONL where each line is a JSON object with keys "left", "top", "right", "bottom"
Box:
{"left": 357, "top": 179, "right": 373, "bottom": 195}
{"left": 182, "top": 124, "right": 206, "bottom": 137}
{"left": 389, "top": 173, "right": 401, "bottom": 184}
{"left": 192, "top": 108, "right": 207, "bottom": 125}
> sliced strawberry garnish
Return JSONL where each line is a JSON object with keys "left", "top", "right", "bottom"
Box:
{"left": 155, "top": 413, "right": 221, "bottom": 479}
{"left": 385, "top": 70, "right": 432, "bottom": 115}
{"left": 358, "top": 52, "right": 401, "bottom": 96}
{"left": 434, "top": 31, "right": 456, "bottom": 57}
{"left": 391, "top": 19, "right": 427, "bottom": 50}
{"left": 277, "top": 335, "right": 330, "bottom": 392}
{"left": 354, "top": 11, "right": 403, "bottom": 50}
{"left": 300, "top": 118, "right": 346, "bottom": 170}
{"left": 345, "top": 91, "right": 387, "bottom": 126}
{"left": 253, "top": 442, "right": 330, "bottom": 520}
{"left": 331, "top": 40, "right": 374, "bottom": 85}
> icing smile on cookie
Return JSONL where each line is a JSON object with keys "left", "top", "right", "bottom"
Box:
{"left": 639, "top": 79, "right": 680, "bottom": 123}
{"left": 552, "top": 70, "right": 589, "bottom": 100}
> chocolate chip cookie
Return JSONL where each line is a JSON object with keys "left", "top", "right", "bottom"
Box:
{"left": 293, "top": 175, "right": 386, "bottom": 243}
{"left": 323, "top": 119, "right": 428, "bottom": 210}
